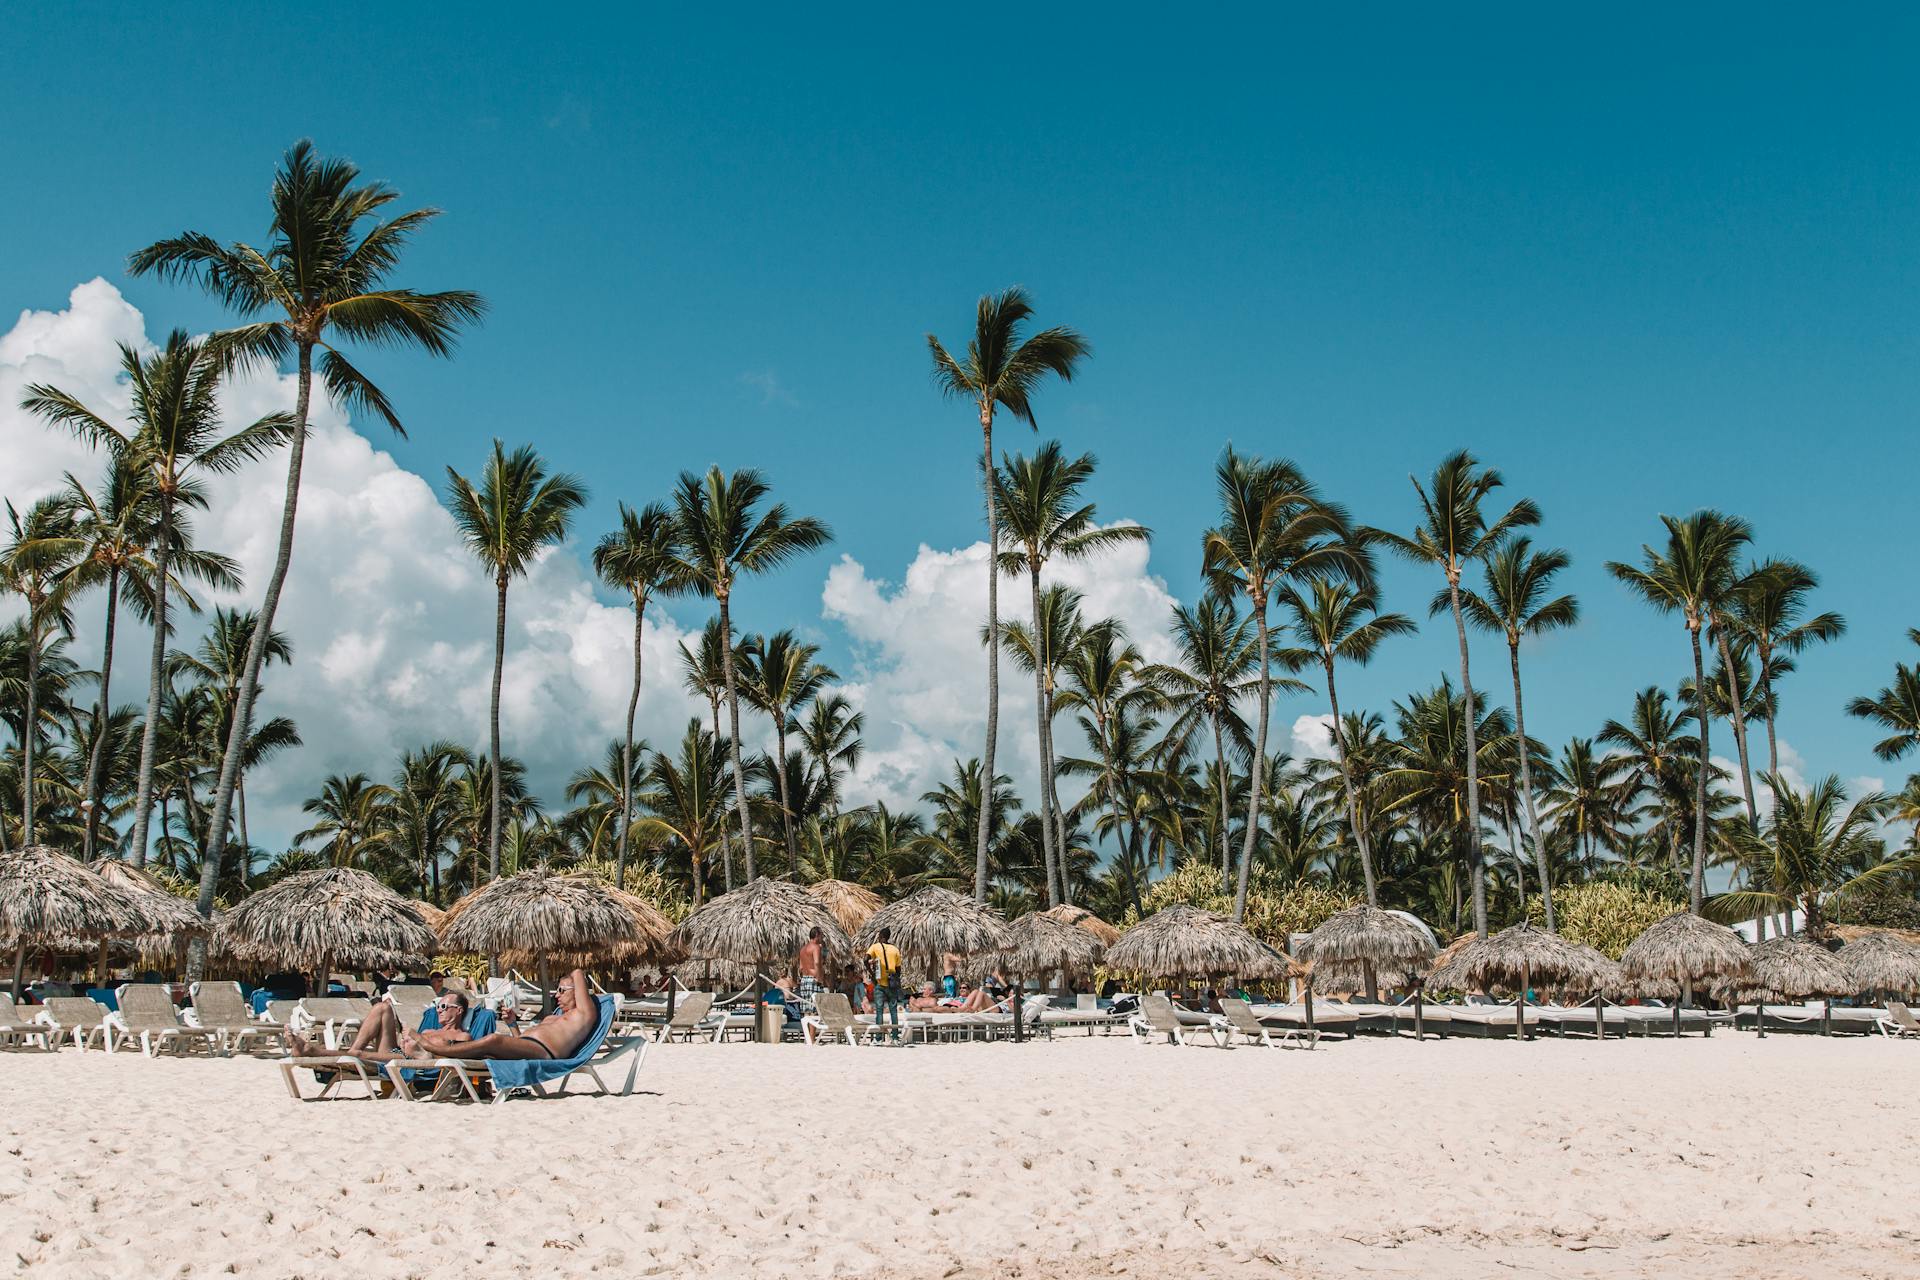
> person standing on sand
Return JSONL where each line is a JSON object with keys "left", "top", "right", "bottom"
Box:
{"left": 866, "top": 927, "right": 905, "bottom": 1043}
{"left": 792, "top": 926, "right": 825, "bottom": 1002}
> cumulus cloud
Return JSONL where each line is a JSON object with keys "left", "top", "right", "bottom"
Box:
{"left": 1289, "top": 713, "right": 1336, "bottom": 762}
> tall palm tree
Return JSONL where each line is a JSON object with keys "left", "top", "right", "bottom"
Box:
{"left": 999, "top": 584, "right": 1089, "bottom": 905}
{"left": 1848, "top": 630, "right": 1920, "bottom": 764}
{"left": 1607, "top": 511, "right": 1753, "bottom": 912}
{"left": 296, "top": 773, "right": 388, "bottom": 867}
{"left": 1380, "top": 678, "right": 1514, "bottom": 929}
{"left": 1, "top": 498, "right": 81, "bottom": 846}
{"left": 591, "top": 500, "right": 685, "bottom": 889}
{"left": 384, "top": 741, "right": 467, "bottom": 902}
{"left": 565, "top": 739, "right": 650, "bottom": 862}
{"left": 1142, "top": 595, "right": 1258, "bottom": 892}
{"left": 1540, "top": 737, "right": 1625, "bottom": 868}
{"left": 1371, "top": 451, "right": 1537, "bottom": 936}
{"left": 1456, "top": 536, "right": 1577, "bottom": 929}
{"left": 1280, "top": 579, "right": 1416, "bottom": 907}
{"left": 927, "top": 289, "right": 1090, "bottom": 902}
{"left": 994, "top": 442, "right": 1148, "bottom": 907}
{"left": 1718, "top": 774, "right": 1912, "bottom": 939}
{"left": 1202, "top": 448, "right": 1358, "bottom": 921}
{"left": 130, "top": 141, "right": 482, "bottom": 930}
{"left": 680, "top": 618, "right": 744, "bottom": 889}
{"left": 167, "top": 608, "right": 294, "bottom": 861}
{"left": 22, "top": 331, "right": 283, "bottom": 867}
{"left": 741, "top": 630, "right": 836, "bottom": 875}
{"left": 1599, "top": 686, "right": 1704, "bottom": 871}
{"left": 796, "top": 692, "right": 863, "bottom": 874}
{"left": 1729, "top": 559, "right": 1844, "bottom": 777}
{"left": 664, "top": 466, "right": 830, "bottom": 882}
{"left": 631, "top": 719, "right": 735, "bottom": 906}
{"left": 447, "top": 440, "right": 588, "bottom": 880}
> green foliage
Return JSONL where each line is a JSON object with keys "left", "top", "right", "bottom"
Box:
{"left": 570, "top": 857, "right": 693, "bottom": 923}
{"left": 1134, "top": 857, "right": 1357, "bottom": 949}
{"left": 1830, "top": 883, "right": 1920, "bottom": 931}
{"left": 1526, "top": 879, "right": 1685, "bottom": 959}
{"left": 1588, "top": 863, "right": 1689, "bottom": 903}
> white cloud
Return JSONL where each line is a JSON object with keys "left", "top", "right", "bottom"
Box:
{"left": 1290, "top": 713, "right": 1336, "bottom": 762}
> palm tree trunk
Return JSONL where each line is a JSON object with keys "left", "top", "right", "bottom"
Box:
{"left": 708, "top": 692, "right": 734, "bottom": 890}
{"left": 1716, "top": 631, "right": 1759, "bottom": 830}
{"left": 21, "top": 609, "right": 39, "bottom": 845}
{"left": 236, "top": 778, "right": 250, "bottom": 887}
{"left": 1044, "top": 684, "right": 1071, "bottom": 904}
{"left": 129, "top": 493, "right": 174, "bottom": 869}
{"left": 193, "top": 343, "right": 313, "bottom": 965}
{"left": 1507, "top": 641, "right": 1554, "bottom": 930}
{"left": 1688, "top": 624, "right": 1710, "bottom": 915}
{"left": 487, "top": 573, "right": 508, "bottom": 881}
{"left": 1446, "top": 576, "right": 1487, "bottom": 937}
{"left": 1759, "top": 648, "right": 1779, "bottom": 778}
{"left": 1234, "top": 596, "right": 1273, "bottom": 923}
{"left": 1325, "top": 662, "right": 1378, "bottom": 906}
{"left": 974, "top": 406, "right": 998, "bottom": 904}
{"left": 774, "top": 717, "right": 798, "bottom": 876}
{"left": 617, "top": 595, "right": 644, "bottom": 890}
{"left": 81, "top": 565, "right": 121, "bottom": 861}
{"left": 716, "top": 592, "right": 756, "bottom": 880}
{"left": 1210, "top": 713, "right": 1233, "bottom": 896}
{"left": 1027, "top": 570, "right": 1058, "bottom": 908}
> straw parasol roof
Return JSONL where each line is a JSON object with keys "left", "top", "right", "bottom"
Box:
{"left": 94, "top": 859, "right": 213, "bottom": 948}
{"left": 1833, "top": 922, "right": 1920, "bottom": 947}
{"left": 407, "top": 899, "right": 447, "bottom": 932}
{"left": 1043, "top": 903, "right": 1122, "bottom": 947}
{"left": 219, "top": 866, "right": 437, "bottom": 971}
{"left": 1299, "top": 905, "right": 1437, "bottom": 989}
{"left": 1836, "top": 930, "right": 1920, "bottom": 996}
{"left": 0, "top": 845, "right": 155, "bottom": 949}
{"left": 990, "top": 911, "right": 1107, "bottom": 976}
{"left": 1434, "top": 924, "right": 1592, "bottom": 993}
{"left": 806, "top": 879, "right": 885, "bottom": 936}
{"left": 1618, "top": 912, "right": 1751, "bottom": 986}
{"left": 855, "top": 885, "right": 1011, "bottom": 960}
{"left": 439, "top": 868, "right": 645, "bottom": 968}
{"left": 1105, "top": 904, "right": 1276, "bottom": 979}
{"left": 1736, "top": 935, "right": 1855, "bottom": 1001}
{"left": 676, "top": 877, "right": 853, "bottom": 964}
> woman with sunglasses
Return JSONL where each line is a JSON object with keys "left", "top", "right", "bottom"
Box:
{"left": 399, "top": 967, "right": 598, "bottom": 1063}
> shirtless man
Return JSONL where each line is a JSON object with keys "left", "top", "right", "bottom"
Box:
{"left": 398, "top": 968, "right": 598, "bottom": 1062}
{"left": 791, "top": 927, "right": 825, "bottom": 1002}
{"left": 286, "top": 990, "right": 475, "bottom": 1064}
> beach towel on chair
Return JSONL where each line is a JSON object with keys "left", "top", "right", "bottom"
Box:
{"left": 398, "top": 1006, "right": 500, "bottom": 1086}
{"left": 484, "top": 995, "right": 615, "bottom": 1092}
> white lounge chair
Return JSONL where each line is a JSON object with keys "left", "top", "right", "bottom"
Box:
{"left": 109, "top": 984, "right": 219, "bottom": 1057}
{"left": 1128, "top": 994, "right": 1227, "bottom": 1047}
{"left": 36, "top": 995, "right": 111, "bottom": 1049}
{"left": 296, "top": 997, "right": 371, "bottom": 1050}
{"left": 1220, "top": 997, "right": 1316, "bottom": 1049}
{"left": 802, "top": 992, "right": 888, "bottom": 1045}
{"left": 278, "top": 1054, "right": 386, "bottom": 1101}
{"left": 1877, "top": 1001, "right": 1920, "bottom": 1038}
{"left": 649, "top": 990, "right": 725, "bottom": 1043}
{"left": 191, "top": 981, "right": 288, "bottom": 1056}
{"left": 0, "top": 996, "right": 54, "bottom": 1050}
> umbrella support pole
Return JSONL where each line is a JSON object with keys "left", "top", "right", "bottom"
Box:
{"left": 96, "top": 939, "right": 111, "bottom": 991}
{"left": 753, "top": 968, "right": 766, "bottom": 1044}
{"left": 9, "top": 942, "right": 24, "bottom": 1001}
{"left": 1822, "top": 998, "right": 1832, "bottom": 1037}
{"left": 1594, "top": 995, "right": 1605, "bottom": 1042}
{"left": 539, "top": 958, "right": 554, "bottom": 1020}
{"left": 1012, "top": 971, "right": 1025, "bottom": 1044}
{"left": 1517, "top": 961, "right": 1529, "bottom": 1042}
{"left": 1413, "top": 985, "right": 1425, "bottom": 1041}
{"left": 1303, "top": 981, "right": 1315, "bottom": 1036}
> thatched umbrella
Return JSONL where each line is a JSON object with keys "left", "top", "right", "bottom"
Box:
{"left": 1042, "top": 903, "right": 1122, "bottom": 947}
{"left": 806, "top": 879, "right": 885, "bottom": 936}
{"left": 407, "top": 899, "right": 447, "bottom": 933}
{"left": 991, "top": 911, "right": 1106, "bottom": 983}
{"left": 1432, "top": 924, "right": 1590, "bottom": 1041}
{"left": 1105, "top": 905, "right": 1275, "bottom": 981}
{"left": 1299, "top": 905, "right": 1438, "bottom": 1031}
{"left": 676, "top": 877, "right": 853, "bottom": 1041}
{"left": 440, "top": 868, "right": 648, "bottom": 1011}
{"left": 1837, "top": 930, "right": 1920, "bottom": 999}
{"left": 219, "top": 866, "right": 437, "bottom": 987}
{"left": 1618, "top": 911, "right": 1750, "bottom": 1038}
{"left": 89, "top": 859, "right": 214, "bottom": 983}
{"left": 1736, "top": 936, "right": 1854, "bottom": 1037}
{"left": 0, "top": 846, "right": 156, "bottom": 997}
{"left": 856, "top": 885, "right": 1014, "bottom": 1035}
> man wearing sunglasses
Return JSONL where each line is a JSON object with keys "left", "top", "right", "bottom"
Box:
{"left": 400, "top": 967, "right": 597, "bottom": 1063}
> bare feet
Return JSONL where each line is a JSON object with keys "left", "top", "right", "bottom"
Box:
{"left": 286, "top": 1029, "right": 318, "bottom": 1057}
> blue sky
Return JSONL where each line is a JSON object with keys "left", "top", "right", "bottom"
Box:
{"left": 2, "top": 8, "right": 1916, "bottom": 841}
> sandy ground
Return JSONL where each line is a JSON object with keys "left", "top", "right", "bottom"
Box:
{"left": 2, "top": 1031, "right": 1917, "bottom": 1279}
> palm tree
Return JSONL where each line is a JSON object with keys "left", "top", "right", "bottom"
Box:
{"left": 796, "top": 692, "right": 863, "bottom": 874}
{"left": 680, "top": 618, "right": 745, "bottom": 889}
{"left": 1, "top": 498, "right": 79, "bottom": 846}
{"left": 994, "top": 442, "right": 1148, "bottom": 908}
{"left": 1380, "top": 679, "right": 1514, "bottom": 931}
{"left": 1607, "top": 511, "right": 1753, "bottom": 912}
{"left": 296, "top": 773, "right": 388, "bottom": 867}
{"left": 167, "top": 608, "right": 294, "bottom": 861}
{"left": 22, "top": 330, "right": 284, "bottom": 870}
{"left": 1142, "top": 595, "right": 1258, "bottom": 892}
{"left": 1599, "top": 686, "right": 1706, "bottom": 871}
{"left": 1202, "top": 449, "right": 1359, "bottom": 921}
{"left": 1540, "top": 738, "right": 1625, "bottom": 867}
{"left": 1718, "top": 774, "right": 1913, "bottom": 939}
{"left": 130, "top": 141, "right": 482, "bottom": 932}
{"left": 1370, "top": 451, "right": 1537, "bottom": 936}
{"left": 591, "top": 500, "right": 685, "bottom": 889}
{"left": 1848, "top": 630, "right": 1920, "bottom": 763}
{"left": 566, "top": 740, "right": 650, "bottom": 862}
{"left": 919, "top": 759, "right": 1022, "bottom": 892}
{"left": 447, "top": 441, "right": 587, "bottom": 880}
{"left": 927, "top": 289, "right": 1090, "bottom": 902}
{"left": 664, "top": 466, "right": 830, "bottom": 882}
{"left": 1456, "top": 536, "right": 1577, "bottom": 929}
{"left": 632, "top": 719, "right": 734, "bottom": 906}
{"left": 1280, "top": 579, "right": 1416, "bottom": 907}
{"left": 384, "top": 741, "right": 467, "bottom": 901}
{"left": 1728, "top": 558, "right": 1844, "bottom": 778}
{"left": 999, "top": 584, "right": 1091, "bottom": 904}
{"left": 741, "top": 630, "right": 836, "bottom": 875}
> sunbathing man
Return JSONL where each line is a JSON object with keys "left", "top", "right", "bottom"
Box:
{"left": 907, "top": 982, "right": 945, "bottom": 1012}
{"left": 399, "top": 967, "right": 598, "bottom": 1062}
{"left": 286, "top": 990, "right": 476, "bottom": 1063}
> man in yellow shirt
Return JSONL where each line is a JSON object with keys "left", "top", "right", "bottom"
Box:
{"left": 866, "top": 927, "right": 905, "bottom": 1043}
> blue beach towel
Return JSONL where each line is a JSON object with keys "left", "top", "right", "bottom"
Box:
{"left": 485, "top": 995, "right": 615, "bottom": 1091}
{"left": 400, "top": 1005, "right": 499, "bottom": 1085}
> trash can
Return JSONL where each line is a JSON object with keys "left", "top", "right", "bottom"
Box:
{"left": 758, "top": 1005, "right": 785, "bottom": 1043}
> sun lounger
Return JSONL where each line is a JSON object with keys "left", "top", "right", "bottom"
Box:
{"left": 1129, "top": 994, "right": 1227, "bottom": 1046}
{"left": 107, "top": 984, "right": 219, "bottom": 1057}
{"left": 802, "top": 992, "right": 888, "bottom": 1045}
{"left": 278, "top": 1054, "right": 386, "bottom": 1100}
{"left": 36, "top": 995, "right": 111, "bottom": 1049}
{"left": 1249, "top": 1003, "right": 1361, "bottom": 1038}
{"left": 385, "top": 995, "right": 646, "bottom": 1104}
{"left": 0, "top": 996, "right": 54, "bottom": 1050}
{"left": 1220, "top": 997, "right": 1316, "bottom": 1049}
{"left": 191, "top": 981, "right": 288, "bottom": 1056}
{"left": 1878, "top": 1001, "right": 1920, "bottom": 1038}
{"left": 297, "top": 997, "right": 371, "bottom": 1049}
{"left": 649, "top": 990, "right": 724, "bottom": 1042}
{"left": 976, "top": 994, "right": 1056, "bottom": 1040}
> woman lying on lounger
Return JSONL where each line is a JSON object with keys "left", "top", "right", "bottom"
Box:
{"left": 396, "top": 967, "right": 598, "bottom": 1062}
{"left": 286, "top": 990, "right": 476, "bottom": 1063}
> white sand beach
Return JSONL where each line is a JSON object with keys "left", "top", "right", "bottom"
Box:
{"left": 3, "top": 1034, "right": 1916, "bottom": 1280}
